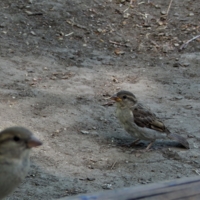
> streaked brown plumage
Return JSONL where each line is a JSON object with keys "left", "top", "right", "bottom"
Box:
{"left": 111, "top": 90, "right": 189, "bottom": 150}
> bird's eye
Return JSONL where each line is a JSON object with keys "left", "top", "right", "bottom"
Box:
{"left": 122, "top": 95, "right": 127, "bottom": 99}
{"left": 13, "top": 136, "right": 21, "bottom": 142}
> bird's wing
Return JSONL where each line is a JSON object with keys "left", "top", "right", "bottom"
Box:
{"left": 131, "top": 103, "right": 169, "bottom": 133}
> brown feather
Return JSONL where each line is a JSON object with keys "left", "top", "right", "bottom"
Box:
{"left": 131, "top": 103, "right": 169, "bottom": 134}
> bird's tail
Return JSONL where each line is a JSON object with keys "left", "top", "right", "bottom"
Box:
{"left": 168, "top": 133, "right": 190, "bottom": 149}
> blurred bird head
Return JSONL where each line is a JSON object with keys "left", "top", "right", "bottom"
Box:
{"left": 0, "top": 126, "right": 42, "bottom": 159}
{"left": 110, "top": 90, "right": 137, "bottom": 107}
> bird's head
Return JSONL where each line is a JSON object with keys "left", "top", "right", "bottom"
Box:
{"left": 110, "top": 90, "right": 137, "bottom": 107}
{"left": 0, "top": 127, "right": 42, "bottom": 159}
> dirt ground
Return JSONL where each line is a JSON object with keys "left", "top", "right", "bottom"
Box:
{"left": 1, "top": 0, "right": 199, "bottom": 199}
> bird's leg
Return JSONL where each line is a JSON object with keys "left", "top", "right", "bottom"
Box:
{"left": 130, "top": 141, "right": 154, "bottom": 153}
{"left": 145, "top": 141, "right": 154, "bottom": 150}
{"left": 130, "top": 139, "right": 140, "bottom": 147}
{"left": 131, "top": 141, "right": 154, "bottom": 153}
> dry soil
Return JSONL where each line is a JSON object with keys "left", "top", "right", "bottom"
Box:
{"left": 1, "top": 0, "right": 200, "bottom": 199}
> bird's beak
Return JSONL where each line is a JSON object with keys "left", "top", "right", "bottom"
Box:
{"left": 27, "top": 135, "right": 42, "bottom": 148}
{"left": 110, "top": 94, "right": 122, "bottom": 102}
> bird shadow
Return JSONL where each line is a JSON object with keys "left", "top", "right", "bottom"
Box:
{"left": 111, "top": 137, "right": 187, "bottom": 150}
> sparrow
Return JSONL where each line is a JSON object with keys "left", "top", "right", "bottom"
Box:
{"left": 0, "top": 126, "right": 42, "bottom": 199}
{"left": 111, "top": 90, "right": 189, "bottom": 150}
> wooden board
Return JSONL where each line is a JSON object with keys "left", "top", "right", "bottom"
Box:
{"left": 58, "top": 176, "right": 200, "bottom": 200}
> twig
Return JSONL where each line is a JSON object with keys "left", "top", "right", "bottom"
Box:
{"left": 65, "top": 32, "right": 74, "bottom": 37}
{"left": 166, "top": 0, "right": 173, "bottom": 16}
{"left": 27, "top": 12, "right": 43, "bottom": 16}
{"left": 110, "top": 161, "right": 117, "bottom": 170}
{"left": 123, "top": 0, "right": 134, "bottom": 13}
{"left": 66, "top": 20, "right": 87, "bottom": 30}
{"left": 179, "top": 35, "right": 200, "bottom": 51}
{"left": 25, "top": 10, "right": 43, "bottom": 16}
{"left": 109, "top": 40, "right": 127, "bottom": 47}
{"left": 123, "top": 6, "right": 130, "bottom": 13}
{"left": 102, "top": 101, "right": 114, "bottom": 106}
{"left": 194, "top": 169, "right": 200, "bottom": 176}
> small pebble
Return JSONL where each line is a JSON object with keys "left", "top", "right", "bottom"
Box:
{"left": 160, "top": 11, "right": 166, "bottom": 15}
{"left": 188, "top": 12, "right": 194, "bottom": 17}
{"left": 174, "top": 43, "right": 179, "bottom": 47}
{"left": 183, "top": 63, "right": 190, "bottom": 67}
{"left": 123, "top": 13, "right": 130, "bottom": 19}
{"left": 87, "top": 177, "right": 95, "bottom": 181}
{"left": 102, "top": 184, "right": 112, "bottom": 190}
{"left": 97, "top": 28, "right": 103, "bottom": 33}
{"left": 81, "top": 130, "right": 89, "bottom": 135}
{"left": 30, "top": 31, "right": 36, "bottom": 36}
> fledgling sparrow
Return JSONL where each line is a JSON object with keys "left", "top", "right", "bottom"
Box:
{"left": 0, "top": 126, "right": 42, "bottom": 199}
{"left": 111, "top": 90, "right": 189, "bottom": 150}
